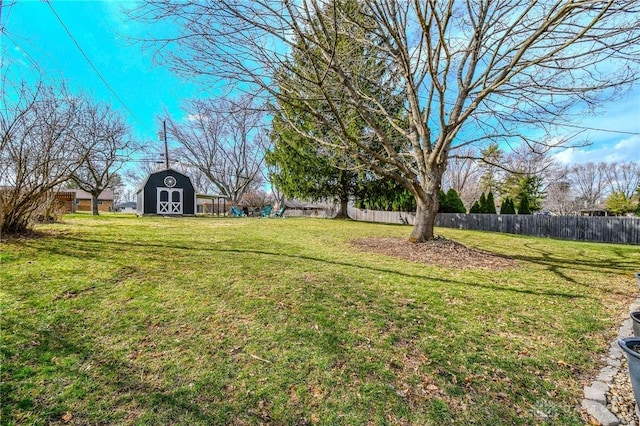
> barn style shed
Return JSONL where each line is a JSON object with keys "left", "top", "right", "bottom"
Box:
{"left": 136, "top": 168, "right": 196, "bottom": 216}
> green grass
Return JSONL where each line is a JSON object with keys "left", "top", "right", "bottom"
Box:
{"left": 1, "top": 214, "right": 638, "bottom": 425}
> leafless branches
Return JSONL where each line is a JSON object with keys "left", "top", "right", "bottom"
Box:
{"left": 71, "top": 100, "right": 133, "bottom": 215}
{"left": 130, "top": 0, "right": 640, "bottom": 240}
{"left": 0, "top": 81, "right": 86, "bottom": 233}
{"left": 165, "top": 95, "right": 268, "bottom": 203}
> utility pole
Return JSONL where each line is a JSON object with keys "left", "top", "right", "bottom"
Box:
{"left": 0, "top": 0, "right": 4, "bottom": 71}
{"left": 159, "top": 120, "right": 169, "bottom": 169}
{"left": 163, "top": 120, "right": 169, "bottom": 169}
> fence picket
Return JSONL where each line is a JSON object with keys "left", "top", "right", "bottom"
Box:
{"left": 347, "top": 207, "right": 639, "bottom": 244}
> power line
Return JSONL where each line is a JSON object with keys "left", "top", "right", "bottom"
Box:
{"left": 3, "top": 33, "right": 44, "bottom": 74}
{"left": 44, "top": 0, "right": 153, "bottom": 134}
{"left": 558, "top": 122, "right": 640, "bottom": 136}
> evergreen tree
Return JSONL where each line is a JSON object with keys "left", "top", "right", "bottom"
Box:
{"left": 478, "top": 193, "right": 488, "bottom": 214}
{"left": 355, "top": 177, "right": 416, "bottom": 211}
{"left": 518, "top": 194, "right": 532, "bottom": 214}
{"left": 267, "top": 0, "right": 404, "bottom": 218}
{"left": 446, "top": 188, "right": 467, "bottom": 213}
{"left": 503, "top": 174, "right": 546, "bottom": 213}
{"left": 500, "top": 197, "right": 516, "bottom": 214}
{"left": 438, "top": 190, "right": 448, "bottom": 213}
{"left": 479, "top": 143, "right": 504, "bottom": 194}
{"left": 485, "top": 191, "right": 497, "bottom": 214}
{"left": 266, "top": 109, "right": 358, "bottom": 218}
{"left": 470, "top": 200, "right": 482, "bottom": 214}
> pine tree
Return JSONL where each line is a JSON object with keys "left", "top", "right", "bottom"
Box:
{"left": 500, "top": 197, "right": 516, "bottom": 214}
{"left": 446, "top": 188, "right": 467, "bottom": 213}
{"left": 518, "top": 194, "right": 532, "bottom": 214}
{"left": 266, "top": 0, "right": 401, "bottom": 218}
{"left": 478, "top": 193, "right": 488, "bottom": 214}
{"left": 470, "top": 200, "right": 482, "bottom": 214}
{"left": 486, "top": 191, "right": 497, "bottom": 214}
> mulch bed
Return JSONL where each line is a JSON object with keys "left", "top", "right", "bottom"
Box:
{"left": 351, "top": 237, "right": 517, "bottom": 270}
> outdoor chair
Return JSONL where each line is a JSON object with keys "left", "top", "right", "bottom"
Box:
{"left": 260, "top": 205, "right": 273, "bottom": 217}
{"left": 230, "top": 206, "right": 245, "bottom": 217}
{"left": 274, "top": 206, "right": 287, "bottom": 217}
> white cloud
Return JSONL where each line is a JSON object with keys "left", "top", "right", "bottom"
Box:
{"left": 553, "top": 135, "right": 640, "bottom": 165}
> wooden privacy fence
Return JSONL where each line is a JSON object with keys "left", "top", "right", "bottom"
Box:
{"left": 347, "top": 207, "right": 640, "bottom": 244}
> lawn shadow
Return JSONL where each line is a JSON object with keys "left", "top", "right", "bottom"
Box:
{"left": 507, "top": 242, "right": 639, "bottom": 288}
{"left": 28, "top": 235, "right": 590, "bottom": 301}
{"left": 1, "top": 309, "right": 237, "bottom": 424}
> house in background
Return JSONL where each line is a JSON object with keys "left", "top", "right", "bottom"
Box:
{"left": 115, "top": 202, "right": 137, "bottom": 213}
{"left": 283, "top": 199, "right": 335, "bottom": 217}
{"left": 72, "top": 189, "right": 114, "bottom": 212}
{"left": 54, "top": 189, "right": 114, "bottom": 213}
{"left": 136, "top": 168, "right": 196, "bottom": 216}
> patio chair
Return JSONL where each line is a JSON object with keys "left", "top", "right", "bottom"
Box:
{"left": 230, "top": 206, "right": 245, "bottom": 217}
{"left": 274, "top": 206, "right": 287, "bottom": 217}
{"left": 260, "top": 205, "right": 273, "bottom": 217}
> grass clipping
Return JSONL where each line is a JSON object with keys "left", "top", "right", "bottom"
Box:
{"left": 352, "top": 237, "right": 517, "bottom": 270}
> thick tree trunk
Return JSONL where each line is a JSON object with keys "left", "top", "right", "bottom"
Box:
{"left": 409, "top": 199, "right": 438, "bottom": 242}
{"left": 409, "top": 168, "right": 443, "bottom": 242}
{"left": 91, "top": 194, "right": 99, "bottom": 216}
{"left": 334, "top": 197, "right": 350, "bottom": 219}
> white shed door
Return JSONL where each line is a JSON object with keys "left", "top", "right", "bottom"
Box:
{"left": 157, "top": 188, "right": 183, "bottom": 214}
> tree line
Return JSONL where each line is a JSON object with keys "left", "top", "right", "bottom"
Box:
{"left": 1, "top": 81, "right": 135, "bottom": 234}
{"left": 4, "top": 1, "right": 640, "bottom": 238}
{"left": 130, "top": 0, "right": 640, "bottom": 241}
{"left": 443, "top": 144, "right": 640, "bottom": 216}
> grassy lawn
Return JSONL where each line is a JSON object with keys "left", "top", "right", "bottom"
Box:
{"left": 1, "top": 214, "right": 638, "bottom": 425}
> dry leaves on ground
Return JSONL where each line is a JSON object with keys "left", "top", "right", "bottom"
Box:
{"left": 351, "top": 237, "right": 517, "bottom": 270}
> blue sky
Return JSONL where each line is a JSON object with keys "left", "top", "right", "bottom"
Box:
{"left": 2, "top": 0, "right": 203, "bottom": 156}
{"left": 2, "top": 0, "right": 640, "bottom": 169}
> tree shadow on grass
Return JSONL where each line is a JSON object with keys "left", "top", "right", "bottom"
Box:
{"left": 506, "top": 242, "right": 639, "bottom": 288}
{"left": 22, "top": 236, "right": 589, "bottom": 301}
{"left": 0, "top": 310, "right": 240, "bottom": 425}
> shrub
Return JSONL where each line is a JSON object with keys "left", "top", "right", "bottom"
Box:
{"left": 518, "top": 194, "right": 532, "bottom": 215}
{"left": 478, "top": 193, "right": 487, "bottom": 214}
{"left": 500, "top": 197, "right": 516, "bottom": 214}
{"left": 446, "top": 189, "right": 467, "bottom": 213}
{"left": 485, "top": 191, "right": 497, "bottom": 214}
{"left": 439, "top": 189, "right": 466, "bottom": 213}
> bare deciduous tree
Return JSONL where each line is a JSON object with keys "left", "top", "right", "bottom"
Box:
{"left": 1, "top": 81, "right": 85, "bottom": 234}
{"left": 165, "top": 95, "right": 268, "bottom": 203}
{"left": 442, "top": 147, "right": 481, "bottom": 211}
{"left": 544, "top": 177, "right": 579, "bottom": 215}
{"left": 132, "top": 0, "right": 640, "bottom": 241}
{"left": 71, "top": 100, "right": 134, "bottom": 215}
{"left": 603, "top": 161, "right": 640, "bottom": 200}
{"left": 568, "top": 162, "right": 609, "bottom": 209}
{"left": 122, "top": 143, "right": 166, "bottom": 191}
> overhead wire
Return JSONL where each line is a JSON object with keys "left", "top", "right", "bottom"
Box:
{"left": 3, "top": 33, "right": 44, "bottom": 74}
{"left": 44, "top": 0, "right": 154, "bottom": 135}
